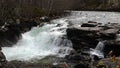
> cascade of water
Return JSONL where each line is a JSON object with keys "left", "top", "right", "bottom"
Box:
{"left": 95, "top": 41, "right": 105, "bottom": 52}
{"left": 2, "top": 19, "right": 73, "bottom": 61}
{"left": 2, "top": 11, "right": 120, "bottom": 61}
{"left": 90, "top": 41, "right": 105, "bottom": 59}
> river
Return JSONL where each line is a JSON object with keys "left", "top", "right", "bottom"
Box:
{"left": 2, "top": 11, "right": 120, "bottom": 61}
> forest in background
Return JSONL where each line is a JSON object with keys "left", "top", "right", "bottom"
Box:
{"left": 0, "top": 0, "right": 120, "bottom": 22}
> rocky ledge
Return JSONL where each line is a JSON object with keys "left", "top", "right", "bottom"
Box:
{"left": 0, "top": 19, "right": 38, "bottom": 47}
{"left": 66, "top": 21, "right": 120, "bottom": 68}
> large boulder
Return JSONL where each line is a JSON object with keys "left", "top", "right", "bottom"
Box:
{"left": 67, "top": 27, "right": 102, "bottom": 49}
{"left": 67, "top": 24, "right": 119, "bottom": 50}
{"left": 0, "top": 20, "right": 38, "bottom": 47}
{"left": 0, "top": 25, "right": 21, "bottom": 47}
{"left": 81, "top": 23, "right": 98, "bottom": 27}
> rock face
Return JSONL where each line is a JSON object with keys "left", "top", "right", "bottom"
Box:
{"left": 0, "top": 20, "right": 38, "bottom": 47}
{"left": 0, "top": 26, "right": 21, "bottom": 47}
{"left": 67, "top": 22, "right": 120, "bottom": 50}
{"left": 0, "top": 48, "right": 7, "bottom": 68}
{"left": 67, "top": 27, "right": 100, "bottom": 50}
{"left": 0, "top": 20, "right": 39, "bottom": 68}
{"left": 66, "top": 22, "right": 120, "bottom": 68}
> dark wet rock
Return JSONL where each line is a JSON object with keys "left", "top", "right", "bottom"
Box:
{"left": 69, "top": 50, "right": 77, "bottom": 55}
{"left": 67, "top": 27, "right": 101, "bottom": 49}
{"left": 0, "top": 25, "right": 21, "bottom": 47}
{"left": 67, "top": 27, "right": 102, "bottom": 39}
{"left": 74, "top": 63, "right": 88, "bottom": 68}
{"left": 81, "top": 21, "right": 101, "bottom": 27}
{"left": 103, "top": 40, "right": 120, "bottom": 57}
{"left": 0, "top": 20, "right": 38, "bottom": 47}
{"left": 99, "top": 29, "right": 119, "bottom": 40}
{"left": 65, "top": 47, "right": 91, "bottom": 68}
{"left": 88, "top": 21, "right": 97, "bottom": 23}
{"left": 66, "top": 54, "right": 83, "bottom": 63}
{"left": 104, "top": 23, "right": 120, "bottom": 29}
{"left": 18, "top": 20, "right": 37, "bottom": 33}
{"left": 66, "top": 22, "right": 120, "bottom": 68}
{"left": 56, "top": 24, "right": 62, "bottom": 27}
{"left": 81, "top": 23, "right": 98, "bottom": 27}
{"left": 104, "top": 45, "right": 120, "bottom": 57}
{"left": 66, "top": 53, "right": 90, "bottom": 62}
{"left": 0, "top": 23, "right": 5, "bottom": 27}
{"left": 105, "top": 40, "right": 120, "bottom": 45}
{"left": 93, "top": 55, "right": 101, "bottom": 61}
{"left": 67, "top": 24, "right": 119, "bottom": 50}
{"left": 0, "top": 51, "right": 7, "bottom": 68}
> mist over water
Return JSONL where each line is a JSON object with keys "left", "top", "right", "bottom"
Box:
{"left": 2, "top": 11, "right": 120, "bottom": 61}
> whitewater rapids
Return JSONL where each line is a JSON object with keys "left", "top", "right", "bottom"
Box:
{"left": 2, "top": 11, "right": 120, "bottom": 61}
{"left": 2, "top": 19, "right": 73, "bottom": 61}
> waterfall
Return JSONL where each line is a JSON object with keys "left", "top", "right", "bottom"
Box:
{"left": 90, "top": 41, "right": 105, "bottom": 59}
{"left": 95, "top": 41, "right": 105, "bottom": 52}
{"left": 2, "top": 11, "right": 120, "bottom": 61}
{"left": 2, "top": 19, "right": 73, "bottom": 61}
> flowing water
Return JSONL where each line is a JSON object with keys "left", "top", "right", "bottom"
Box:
{"left": 90, "top": 41, "right": 105, "bottom": 59}
{"left": 2, "top": 21, "right": 73, "bottom": 61}
{"left": 2, "top": 11, "right": 120, "bottom": 61}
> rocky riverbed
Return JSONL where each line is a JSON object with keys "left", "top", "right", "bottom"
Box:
{"left": 1, "top": 11, "right": 120, "bottom": 68}
{"left": 1, "top": 21, "right": 120, "bottom": 68}
{"left": 66, "top": 21, "right": 120, "bottom": 68}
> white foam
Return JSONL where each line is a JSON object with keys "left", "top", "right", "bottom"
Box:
{"left": 2, "top": 22, "right": 72, "bottom": 61}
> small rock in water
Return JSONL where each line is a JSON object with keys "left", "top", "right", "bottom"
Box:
{"left": 81, "top": 23, "right": 97, "bottom": 27}
{"left": 88, "top": 21, "right": 97, "bottom": 23}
